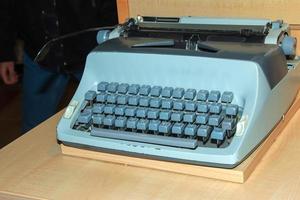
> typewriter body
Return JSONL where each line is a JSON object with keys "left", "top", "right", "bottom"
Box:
{"left": 57, "top": 16, "right": 300, "bottom": 168}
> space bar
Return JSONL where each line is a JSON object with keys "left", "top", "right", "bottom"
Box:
{"left": 91, "top": 127, "right": 198, "bottom": 149}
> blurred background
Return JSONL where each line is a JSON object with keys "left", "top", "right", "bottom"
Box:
{"left": 0, "top": 39, "right": 78, "bottom": 148}
{"left": 0, "top": 0, "right": 118, "bottom": 148}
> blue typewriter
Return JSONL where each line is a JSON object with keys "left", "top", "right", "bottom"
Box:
{"left": 56, "top": 16, "right": 300, "bottom": 168}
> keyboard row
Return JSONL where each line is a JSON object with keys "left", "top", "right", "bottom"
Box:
{"left": 89, "top": 82, "right": 234, "bottom": 103}
{"left": 75, "top": 114, "right": 235, "bottom": 148}
{"left": 84, "top": 95, "right": 239, "bottom": 116}
{"left": 82, "top": 112, "right": 235, "bottom": 132}
{"left": 79, "top": 105, "right": 238, "bottom": 126}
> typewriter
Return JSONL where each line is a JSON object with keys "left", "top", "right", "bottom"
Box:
{"left": 56, "top": 16, "right": 300, "bottom": 168}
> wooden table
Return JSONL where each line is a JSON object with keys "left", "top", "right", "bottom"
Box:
{"left": 1, "top": 109, "right": 300, "bottom": 200}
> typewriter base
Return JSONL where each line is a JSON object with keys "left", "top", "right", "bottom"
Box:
{"left": 61, "top": 92, "right": 300, "bottom": 183}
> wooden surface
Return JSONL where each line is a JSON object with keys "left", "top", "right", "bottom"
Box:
{"left": 0, "top": 104, "right": 300, "bottom": 199}
{"left": 61, "top": 91, "right": 300, "bottom": 183}
{"left": 116, "top": 0, "right": 300, "bottom": 55}
{"left": 117, "top": 0, "right": 129, "bottom": 25}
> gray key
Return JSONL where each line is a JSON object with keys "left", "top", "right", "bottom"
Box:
{"left": 103, "top": 115, "right": 116, "bottom": 126}
{"left": 226, "top": 105, "right": 238, "bottom": 116}
{"left": 184, "top": 124, "right": 197, "bottom": 136}
{"left": 185, "top": 102, "right": 196, "bottom": 111}
{"left": 173, "top": 88, "right": 184, "bottom": 99}
{"left": 173, "top": 100, "right": 184, "bottom": 110}
{"left": 197, "top": 90, "right": 209, "bottom": 101}
{"left": 137, "top": 119, "right": 149, "bottom": 130}
{"left": 128, "top": 96, "right": 139, "bottom": 106}
{"left": 117, "top": 83, "right": 129, "bottom": 94}
{"left": 150, "top": 98, "right": 161, "bottom": 108}
{"left": 221, "top": 91, "right": 234, "bottom": 103}
{"left": 104, "top": 104, "right": 115, "bottom": 114}
{"left": 115, "top": 117, "right": 127, "bottom": 128}
{"left": 208, "top": 115, "right": 223, "bottom": 126}
{"left": 78, "top": 109, "right": 92, "bottom": 124}
{"left": 96, "top": 93, "right": 107, "bottom": 103}
{"left": 92, "top": 114, "right": 104, "bottom": 125}
{"left": 184, "top": 89, "right": 196, "bottom": 100}
{"left": 183, "top": 113, "right": 196, "bottom": 123}
{"left": 79, "top": 101, "right": 88, "bottom": 111}
{"left": 117, "top": 95, "right": 128, "bottom": 105}
{"left": 97, "top": 82, "right": 108, "bottom": 92}
{"left": 128, "top": 84, "right": 140, "bottom": 95}
{"left": 107, "top": 94, "right": 117, "bottom": 104}
{"left": 159, "top": 121, "right": 172, "bottom": 134}
{"left": 136, "top": 108, "right": 147, "bottom": 118}
{"left": 197, "top": 102, "right": 209, "bottom": 113}
{"left": 147, "top": 109, "right": 159, "bottom": 119}
{"left": 197, "top": 125, "right": 212, "bottom": 138}
{"left": 195, "top": 113, "right": 209, "bottom": 124}
{"left": 210, "top": 103, "right": 222, "bottom": 114}
{"left": 211, "top": 127, "right": 226, "bottom": 141}
{"left": 139, "top": 97, "right": 150, "bottom": 107}
{"left": 222, "top": 118, "right": 235, "bottom": 130}
{"left": 85, "top": 90, "right": 96, "bottom": 101}
{"left": 91, "top": 127, "right": 198, "bottom": 149}
{"left": 115, "top": 106, "right": 125, "bottom": 116}
{"left": 149, "top": 120, "right": 160, "bottom": 131}
{"left": 161, "top": 87, "right": 173, "bottom": 98}
{"left": 172, "top": 123, "right": 185, "bottom": 135}
{"left": 159, "top": 111, "right": 171, "bottom": 120}
{"left": 139, "top": 85, "right": 151, "bottom": 96}
{"left": 161, "top": 99, "right": 173, "bottom": 109}
{"left": 208, "top": 90, "right": 220, "bottom": 102}
{"left": 171, "top": 112, "right": 183, "bottom": 122}
{"left": 107, "top": 82, "right": 118, "bottom": 93}
{"left": 126, "top": 118, "right": 138, "bottom": 129}
{"left": 125, "top": 107, "right": 137, "bottom": 117}
{"left": 150, "top": 86, "right": 162, "bottom": 97}
{"left": 92, "top": 103, "right": 104, "bottom": 114}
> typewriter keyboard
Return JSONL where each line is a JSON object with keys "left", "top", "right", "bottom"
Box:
{"left": 73, "top": 82, "right": 243, "bottom": 149}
